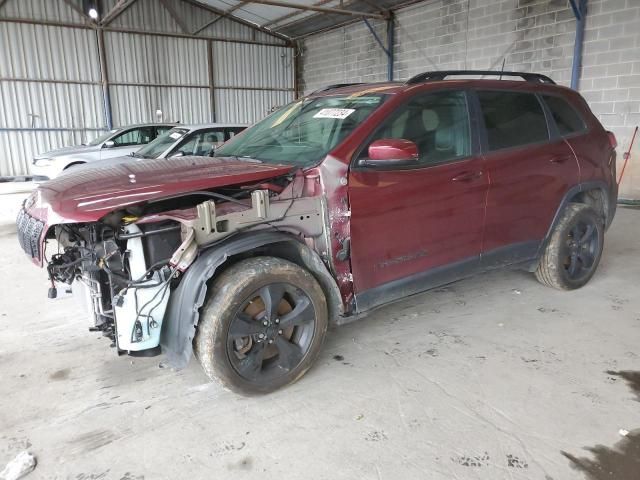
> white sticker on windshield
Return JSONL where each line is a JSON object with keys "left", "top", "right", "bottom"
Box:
{"left": 169, "top": 132, "right": 183, "bottom": 139}
{"left": 313, "top": 108, "right": 355, "bottom": 119}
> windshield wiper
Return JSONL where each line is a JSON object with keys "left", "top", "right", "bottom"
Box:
{"left": 216, "top": 154, "right": 262, "bottom": 163}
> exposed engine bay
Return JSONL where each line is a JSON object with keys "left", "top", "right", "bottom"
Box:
{"left": 44, "top": 173, "right": 329, "bottom": 359}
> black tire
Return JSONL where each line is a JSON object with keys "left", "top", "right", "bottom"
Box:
{"left": 194, "top": 256, "right": 328, "bottom": 395}
{"left": 535, "top": 203, "right": 604, "bottom": 290}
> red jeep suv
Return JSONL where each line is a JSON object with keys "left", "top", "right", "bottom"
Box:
{"left": 17, "top": 71, "right": 617, "bottom": 395}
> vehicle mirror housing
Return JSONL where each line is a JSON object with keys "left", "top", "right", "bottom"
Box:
{"left": 360, "top": 139, "right": 419, "bottom": 167}
{"left": 170, "top": 151, "right": 184, "bottom": 158}
{"left": 103, "top": 140, "right": 115, "bottom": 148}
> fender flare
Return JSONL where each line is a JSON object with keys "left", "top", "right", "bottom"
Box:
{"left": 160, "top": 231, "right": 344, "bottom": 369}
{"left": 531, "top": 180, "right": 612, "bottom": 270}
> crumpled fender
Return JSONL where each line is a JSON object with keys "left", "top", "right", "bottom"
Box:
{"left": 160, "top": 231, "right": 343, "bottom": 369}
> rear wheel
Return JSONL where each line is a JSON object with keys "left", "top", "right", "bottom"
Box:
{"left": 535, "top": 203, "right": 604, "bottom": 290}
{"left": 194, "top": 256, "right": 328, "bottom": 395}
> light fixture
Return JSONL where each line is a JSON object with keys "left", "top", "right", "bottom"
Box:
{"left": 83, "top": 0, "right": 100, "bottom": 20}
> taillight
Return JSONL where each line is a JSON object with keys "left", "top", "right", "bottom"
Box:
{"left": 607, "top": 131, "right": 618, "bottom": 150}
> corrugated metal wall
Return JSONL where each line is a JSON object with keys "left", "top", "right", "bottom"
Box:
{"left": 213, "top": 43, "right": 295, "bottom": 123}
{"left": 0, "top": 0, "right": 295, "bottom": 176}
{"left": 105, "top": 32, "right": 211, "bottom": 125}
{"left": 0, "top": 20, "right": 104, "bottom": 175}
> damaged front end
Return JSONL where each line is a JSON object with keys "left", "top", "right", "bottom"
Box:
{"left": 18, "top": 163, "right": 336, "bottom": 364}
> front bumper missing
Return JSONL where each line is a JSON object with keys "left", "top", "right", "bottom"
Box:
{"left": 16, "top": 209, "right": 45, "bottom": 260}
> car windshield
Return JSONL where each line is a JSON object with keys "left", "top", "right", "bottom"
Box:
{"left": 215, "top": 94, "right": 387, "bottom": 166}
{"left": 135, "top": 127, "right": 189, "bottom": 159}
{"left": 86, "top": 129, "right": 118, "bottom": 146}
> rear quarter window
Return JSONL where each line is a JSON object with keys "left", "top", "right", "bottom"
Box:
{"left": 542, "top": 95, "right": 587, "bottom": 136}
{"left": 478, "top": 91, "right": 549, "bottom": 151}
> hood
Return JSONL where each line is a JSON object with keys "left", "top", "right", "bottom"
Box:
{"left": 26, "top": 156, "right": 294, "bottom": 224}
{"left": 36, "top": 144, "right": 100, "bottom": 160}
{"left": 66, "top": 154, "right": 145, "bottom": 172}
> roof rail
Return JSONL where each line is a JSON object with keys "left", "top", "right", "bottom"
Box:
{"left": 405, "top": 70, "right": 556, "bottom": 85}
{"left": 311, "top": 82, "right": 365, "bottom": 94}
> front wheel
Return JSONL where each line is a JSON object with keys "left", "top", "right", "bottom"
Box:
{"left": 194, "top": 256, "right": 328, "bottom": 395}
{"left": 535, "top": 203, "right": 604, "bottom": 290}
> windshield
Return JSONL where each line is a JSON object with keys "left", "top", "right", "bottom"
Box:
{"left": 215, "top": 94, "right": 387, "bottom": 166}
{"left": 86, "top": 129, "right": 118, "bottom": 146}
{"left": 135, "top": 127, "right": 189, "bottom": 159}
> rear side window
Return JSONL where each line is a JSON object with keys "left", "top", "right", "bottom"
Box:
{"left": 543, "top": 95, "right": 586, "bottom": 136}
{"left": 478, "top": 91, "right": 549, "bottom": 151}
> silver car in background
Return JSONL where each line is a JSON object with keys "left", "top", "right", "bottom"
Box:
{"left": 76, "top": 123, "right": 248, "bottom": 172}
{"left": 132, "top": 123, "right": 248, "bottom": 160}
{"left": 30, "top": 123, "right": 176, "bottom": 179}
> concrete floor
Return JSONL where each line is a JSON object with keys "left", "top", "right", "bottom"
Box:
{"left": 0, "top": 205, "right": 638, "bottom": 480}
{"left": 0, "top": 181, "right": 36, "bottom": 236}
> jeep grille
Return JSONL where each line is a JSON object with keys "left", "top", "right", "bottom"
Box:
{"left": 16, "top": 209, "right": 45, "bottom": 260}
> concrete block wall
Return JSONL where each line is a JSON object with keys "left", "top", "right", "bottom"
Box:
{"left": 299, "top": 20, "right": 390, "bottom": 90}
{"left": 298, "top": 0, "right": 640, "bottom": 199}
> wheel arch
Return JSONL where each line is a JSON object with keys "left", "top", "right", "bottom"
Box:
{"left": 160, "top": 231, "right": 344, "bottom": 369}
{"left": 567, "top": 185, "right": 608, "bottom": 224}
{"left": 530, "top": 181, "right": 612, "bottom": 271}
{"left": 63, "top": 161, "right": 86, "bottom": 169}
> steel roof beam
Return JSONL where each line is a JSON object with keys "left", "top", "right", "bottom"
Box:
{"left": 158, "top": 0, "right": 190, "bottom": 33}
{"left": 100, "top": 0, "right": 138, "bottom": 26}
{"left": 275, "top": 0, "right": 424, "bottom": 38}
{"left": 185, "top": 0, "right": 292, "bottom": 44}
{"left": 241, "top": 0, "right": 388, "bottom": 20}
{"left": 0, "top": 16, "right": 290, "bottom": 47}
{"left": 191, "top": 0, "right": 251, "bottom": 35}
{"left": 192, "top": 16, "right": 221, "bottom": 35}
{"left": 261, "top": 0, "right": 335, "bottom": 28}
{"left": 61, "top": 0, "right": 91, "bottom": 21}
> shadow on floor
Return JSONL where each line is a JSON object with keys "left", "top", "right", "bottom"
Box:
{"left": 561, "top": 370, "right": 640, "bottom": 480}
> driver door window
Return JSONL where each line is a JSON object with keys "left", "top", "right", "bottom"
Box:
{"left": 361, "top": 91, "right": 471, "bottom": 166}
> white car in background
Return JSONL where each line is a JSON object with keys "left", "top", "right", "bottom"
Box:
{"left": 74, "top": 123, "right": 248, "bottom": 172}
{"left": 31, "top": 123, "right": 176, "bottom": 179}
{"left": 131, "top": 123, "right": 248, "bottom": 160}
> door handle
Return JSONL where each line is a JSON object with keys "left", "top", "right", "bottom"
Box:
{"left": 451, "top": 171, "right": 483, "bottom": 182}
{"left": 549, "top": 155, "right": 571, "bottom": 164}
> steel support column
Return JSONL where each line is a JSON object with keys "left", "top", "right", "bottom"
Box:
{"left": 293, "top": 42, "right": 301, "bottom": 99}
{"left": 96, "top": 27, "right": 113, "bottom": 129}
{"left": 387, "top": 14, "right": 394, "bottom": 81}
{"left": 207, "top": 40, "right": 217, "bottom": 122}
{"left": 363, "top": 16, "right": 394, "bottom": 81}
{"left": 569, "top": 0, "right": 588, "bottom": 90}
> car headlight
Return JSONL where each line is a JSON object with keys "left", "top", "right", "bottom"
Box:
{"left": 32, "top": 158, "right": 52, "bottom": 167}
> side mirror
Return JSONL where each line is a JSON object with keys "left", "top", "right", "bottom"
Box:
{"left": 103, "top": 140, "right": 115, "bottom": 148}
{"left": 169, "top": 151, "right": 184, "bottom": 158}
{"left": 359, "top": 139, "right": 419, "bottom": 168}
